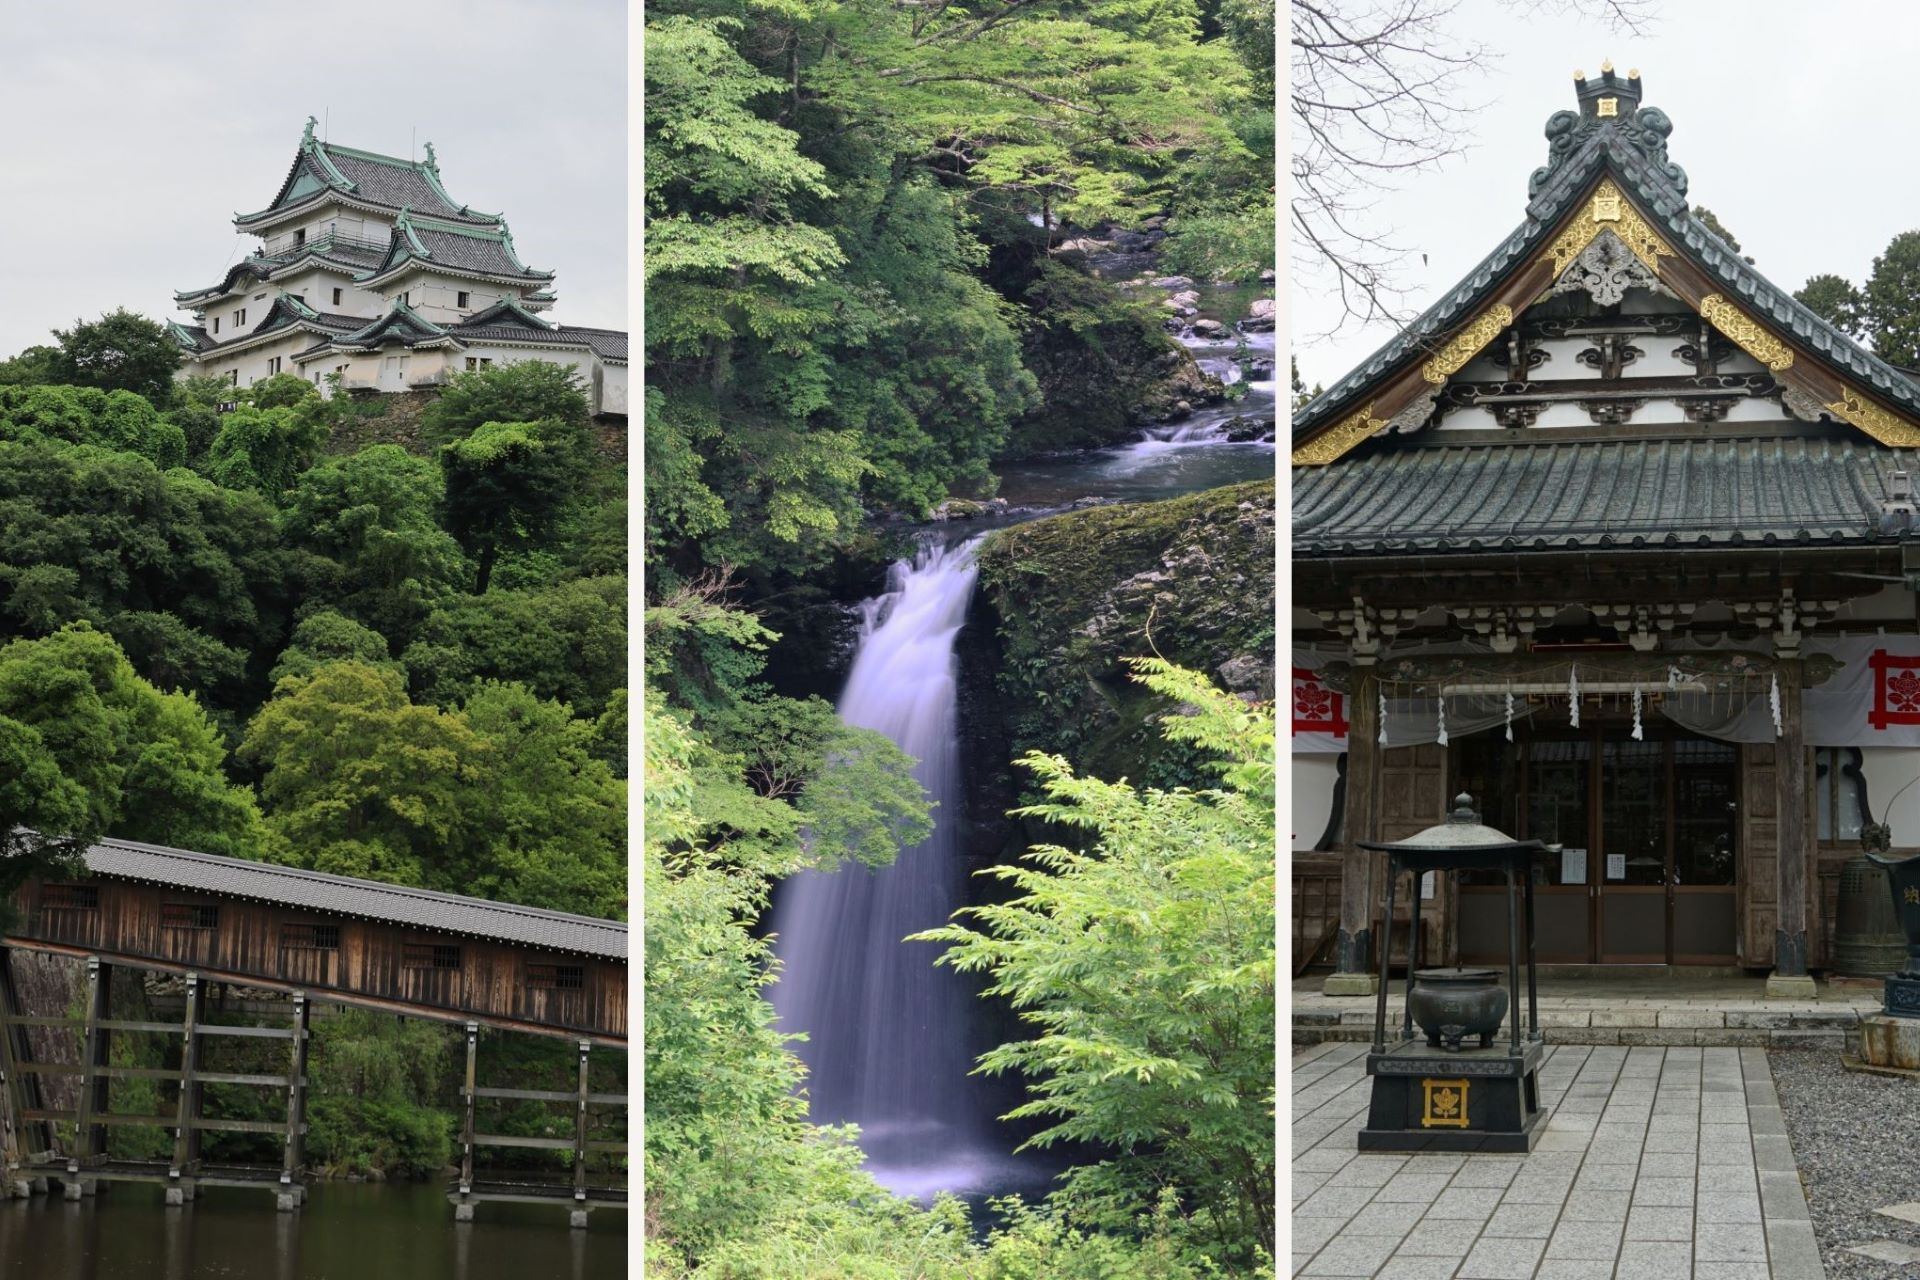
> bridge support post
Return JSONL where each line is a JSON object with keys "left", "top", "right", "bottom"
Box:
{"left": 166, "top": 974, "right": 201, "bottom": 1205}
{"left": 278, "top": 993, "right": 309, "bottom": 1209}
{"left": 70, "top": 957, "right": 111, "bottom": 1187}
{"left": 0, "top": 948, "right": 33, "bottom": 1198}
{"left": 453, "top": 1021, "right": 477, "bottom": 1223}
{"left": 571, "top": 1038, "right": 590, "bottom": 1227}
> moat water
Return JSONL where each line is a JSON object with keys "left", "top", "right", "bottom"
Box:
{"left": 0, "top": 1180, "right": 625, "bottom": 1279}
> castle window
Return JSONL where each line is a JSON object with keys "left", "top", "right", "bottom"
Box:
{"left": 267, "top": 357, "right": 281, "bottom": 375}
{"left": 295, "top": 228, "right": 306, "bottom": 247}
{"left": 457, "top": 291, "right": 469, "bottom": 309}
{"left": 332, "top": 288, "right": 342, "bottom": 306}
{"left": 228, "top": 370, "right": 239, "bottom": 386}
{"left": 212, "top": 318, "right": 219, "bottom": 334}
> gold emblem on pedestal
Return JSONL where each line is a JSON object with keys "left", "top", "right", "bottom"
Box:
{"left": 1421, "top": 1078, "right": 1471, "bottom": 1129}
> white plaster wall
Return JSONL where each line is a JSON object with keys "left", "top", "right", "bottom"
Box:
{"left": 600, "top": 362, "right": 628, "bottom": 416}
{"left": 187, "top": 330, "right": 312, "bottom": 390}
{"left": 1292, "top": 753, "right": 1341, "bottom": 851}
{"left": 381, "top": 270, "right": 524, "bottom": 325}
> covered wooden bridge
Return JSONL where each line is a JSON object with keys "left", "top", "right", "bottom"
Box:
{"left": 0, "top": 835, "right": 627, "bottom": 1226}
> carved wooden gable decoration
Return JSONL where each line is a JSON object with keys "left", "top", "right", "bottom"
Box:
{"left": 1292, "top": 66, "right": 1920, "bottom": 466}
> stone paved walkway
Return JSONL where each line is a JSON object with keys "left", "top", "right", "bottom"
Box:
{"left": 1292, "top": 1042, "right": 1824, "bottom": 1278}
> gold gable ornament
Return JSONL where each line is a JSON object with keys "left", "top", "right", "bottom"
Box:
{"left": 1698, "top": 295, "right": 1794, "bottom": 372}
{"left": 1420, "top": 304, "right": 1515, "bottom": 385}
{"left": 1825, "top": 387, "right": 1920, "bottom": 448}
{"left": 1541, "top": 179, "right": 1673, "bottom": 278}
{"left": 1292, "top": 402, "right": 1387, "bottom": 466}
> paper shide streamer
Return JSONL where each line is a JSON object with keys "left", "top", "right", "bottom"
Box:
{"left": 1568, "top": 665, "right": 1581, "bottom": 728}
{"left": 1505, "top": 687, "right": 1515, "bottom": 743}
{"left": 1631, "top": 686, "right": 1643, "bottom": 741}
{"left": 1770, "top": 671, "right": 1783, "bottom": 737}
{"left": 1436, "top": 691, "right": 1448, "bottom": 746}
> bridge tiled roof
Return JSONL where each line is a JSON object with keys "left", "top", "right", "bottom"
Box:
{"left": 79, "top": 837, "right": 626, "bottom": 961}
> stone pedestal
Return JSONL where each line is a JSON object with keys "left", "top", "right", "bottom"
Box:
{"left": 1765, "top": 973, "right": 1818, "bottom": 1000}
{"left": 275, "top": 1190, "right": 298, "bottom": 1212}
{"left": 1860, "top": 1014, "right": 1920, "bottom": 1071}
{"left": 454, "top": 1202, "right": 475, "bottom": 1223}
{"left": 63, "top": 1180, "right": 82, "bottom": 1201}
{"left": 1323, "top": 972, "right": 1378, "bottom": 997}
{"left": 569, "top": 1208, "right": 590, "bottom": 1230}
{"left": 1359, "top": 1040, "right": 1548, "bottom": 1153}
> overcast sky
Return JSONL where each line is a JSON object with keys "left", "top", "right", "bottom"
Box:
{"left": 0, "top": 0, "right": 626, "bottom": 360}
{"left": 1291, "top": 0, "right": 1920, "bottom": 393}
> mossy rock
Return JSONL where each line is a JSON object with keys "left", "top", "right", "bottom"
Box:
{"left": 976, "top": 479, "right": 1274, "bottom": 786}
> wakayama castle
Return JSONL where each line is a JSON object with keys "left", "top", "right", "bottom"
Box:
{"left": 169, "top": 118, "right": 627, "bottom": 417}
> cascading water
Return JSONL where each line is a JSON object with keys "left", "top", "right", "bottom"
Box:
{"left": 771, "top": 535, "right": 1020, "bottom": 1199}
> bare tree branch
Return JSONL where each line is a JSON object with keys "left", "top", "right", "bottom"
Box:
{"left": 1291, "top": 0, "right": 1660, "bottom": 335}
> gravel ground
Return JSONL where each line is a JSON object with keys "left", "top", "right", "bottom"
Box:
{"left": 1771, "top": 1045, "right": 1920, "bottom": 1278}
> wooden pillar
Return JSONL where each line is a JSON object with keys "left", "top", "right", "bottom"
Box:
{"left": 454, "top": 1021, "right": 477, "bottom": 1222}
{"left": 166, "top": 974, "right": 201, "bottom": 1202}
{"left": 1326, "top": 666, "right": 1380, "bottom": 995}
{"left": 570, "top": 1039, "right": 590, "bottom": 1228}
{"left": 72, "top": 957, "right": 111, "bottom": 1170}
{"left": 0, "top": 948, "right": 33, "bottom": 1196}
{"left": 1769, "top": 659, "right": 1817, "bottom": 996}
{"left": 278, "top": 993, "right": 309, "bottom": 1207}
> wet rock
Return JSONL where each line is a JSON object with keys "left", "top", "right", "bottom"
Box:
{"left": 1240, "top": 298, "right": 1276, "bottom": 333}
{"left": 1245, "top": 358, "right": 1276, "bottom": 380}
{"left": 1259, "top": 268, "right": 1275, "bottom": 283}
{"left": 1221, "top": 415, "right": 1275, "bottom": 443}
{"left": 931, "top": 498, "right": 986, "bottom": 521}
{"left": 1217, "top": 653, "right": 1273, "bottom": 700}
{"left": 1143, "top": 215, "right": 1169, "bottom": 231}
{"left": 1150, "top": 275, "right": 1196, "bottom": 289}
{"left": 1192, "top": 318, "right": 1226, "bottom": 337}
{"left": 1054, "top": 237, "right": 1111, "bottom": 253}
{"left": 1169, "top": 290, "right": 1201, "bottom": 308}
{"left": 976, "top": 482, "right": 1276, "bottom": 785}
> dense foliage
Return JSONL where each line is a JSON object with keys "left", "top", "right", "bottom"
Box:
{"left": 643, "top": 1, "right": 1273, "bottom": 579}
{"left": 0, "top": 358, "right": 627, "bottom": 1168}
{"left": 647, "top": 648, "right": 1273, "bottom": 1277}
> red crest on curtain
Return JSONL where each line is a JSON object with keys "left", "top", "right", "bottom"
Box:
{"left": 1869, "top": 649, "right": 1920, "bottom": 729}
{"left": 1292, "top": 667, "right": 1348, "bottom": 738}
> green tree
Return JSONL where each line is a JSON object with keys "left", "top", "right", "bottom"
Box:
{"left": 439, "top": 419, "right": 584, "bottom": 593}
{"left": 418, "top": 360, "right": 592, "bottom": 447}
{"left": 267, "top": 610, "right": 402, "bottom": 687}
{"left": 0, "top": 385, "right": 187, "bottom": 468}
{"left": 282, "top": 445, "right": 469, "bottom": 645}
{"left": 1796, "top": 273, "right": 1867, "bottom": 339}
{"left": 0, "top": 345, "right": 62, "bottom": 387}
{"left": 0, "top": 440, "right": 294, "bottom": 709}
{"left": 1867, "top": 231, "right": 1920, "bottom": 367}
{"left": 0, "top": 625, "right": 269, "bottom": 921}
{"left": 204, "top": 400, "right": 328, "bottom": 500}
{"left": 402, "top": 575, "right": 625, "bottom": 718}
{"left": 243, "top": 662, "right": 624, "bottom": 915}
{"left": 48, "top": 309, "right": 182, "bottom": 404}
{"left": 914, "top": 660, "right": 1276, "bottom": 1267}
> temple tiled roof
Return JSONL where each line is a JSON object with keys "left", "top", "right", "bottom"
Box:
{"left": 238, "top": 120, "right": 499, "bottom": 228}
{"left": 1292, "top": 71, "right": 1920, "bottom": 445}
{"left": 1293, "top": 432, "right": 1912, "bottom": 556}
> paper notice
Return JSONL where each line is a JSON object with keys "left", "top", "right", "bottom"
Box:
{"left": 1560, "top": 847, "right": 1588, "bottom": 884}
{"left": 1607, "top": 853, "right": 1626, "bottom": 881}
{"left": 1421, "top": 871, "right": 1436, "bottom": 900}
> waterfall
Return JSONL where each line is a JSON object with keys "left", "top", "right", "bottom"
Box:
{"left": 771, "top": 535, "right": 1004, "bottom": 1198}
